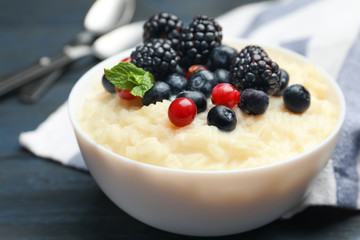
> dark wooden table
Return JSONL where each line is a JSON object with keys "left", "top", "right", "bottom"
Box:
{"left": 1, "top": 0, "right": 360, "bottom": 239}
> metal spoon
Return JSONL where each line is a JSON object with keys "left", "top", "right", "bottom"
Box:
{"left": 16, "top": 19, "right": 144, "bottom": 104}
{"left": 0, "top": 0, "right": 136, "bottom": 103}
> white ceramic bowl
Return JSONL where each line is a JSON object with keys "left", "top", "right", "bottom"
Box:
{"left": 68, "top": 38, "right": 345, "bottom": 236}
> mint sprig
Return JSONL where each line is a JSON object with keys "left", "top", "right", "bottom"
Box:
{"left": 104, "top": 62, "right": 154, "bottom": 98}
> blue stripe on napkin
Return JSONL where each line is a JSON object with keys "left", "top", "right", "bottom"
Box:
{"left": 332, "top": 29, "right": 360, "bottom": 208}
{"left": 241, "top": 0, "right": 317, "bottom": 38}
{"left": 281, "top": 38, "right": 309, "bottom": 56}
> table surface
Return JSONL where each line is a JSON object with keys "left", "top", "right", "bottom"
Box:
{"left": 1, "top": 0, "right": 360, "bottom": 239}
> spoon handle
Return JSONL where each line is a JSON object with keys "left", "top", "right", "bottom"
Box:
{"left": 0, "top": 43, "right": 92, "bottom": 98}
{"left": 18, "top": 68, "right": 65, "bottom": 103}
{"left": 0, "top": 53, "right": 73, "bottom": 97}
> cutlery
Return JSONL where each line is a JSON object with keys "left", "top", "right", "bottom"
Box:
{"left": 18, "top": 20, "right": 144, "bottom": 103}
{"left": 0, "top": 0, "right": 136, "bottom": 102}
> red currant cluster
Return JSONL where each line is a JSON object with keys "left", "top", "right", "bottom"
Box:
{"left": 166, "top": 64, "right": 271, "bottom": 131}
{"left": 168, "top": 81, "right": 240, "bottom": 130}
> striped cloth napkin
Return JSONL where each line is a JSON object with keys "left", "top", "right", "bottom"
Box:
{"left": 19, "top": 0, "right": 360, "bottom": 214}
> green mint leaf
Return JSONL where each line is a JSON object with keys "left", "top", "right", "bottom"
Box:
{"left": 104, "top": 68, "right": 136, "bottom": 90}
{"left": 131, "top": 72, "right": 154, "bottom": 97}
{"left": 104, "top": 62, "right": 154, "bottom": 98}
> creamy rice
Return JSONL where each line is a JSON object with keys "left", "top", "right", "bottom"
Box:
{"left": 77, "top": 44, "right": 338, "bottom": 171}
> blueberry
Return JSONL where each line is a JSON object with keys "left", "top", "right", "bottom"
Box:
{"left": 207, "top": 105, "right": 237, "bottom": 131}
{"left": 210, "top": 45, "right": 238, "bottom": 70}
{"left": 186, "top": 70, "right": 217, "bottom": 98}
{"left": 214, "top": 68, "right": 230, "bottom": 84}
{"left": 273, "top": 69, "right": 289, "bottom": 96}
{"left": 283, "top": 84, "right": 310, "bottom": 113}
{"left": 165, "top": 73, "right": 187, "bottom": 95}
{"left": 102, "top": 74, "right": 115, "bottom": 94}
{"left": 239, "top": 89, "right": 269, "bottom": 115}
{"left": 176, "top": 91, "right": 207, "bottom": 113}
{"left": 175, "top": 65, "right": 186, "bottom": 76}
{"left": 142, "top": 81, "right": 172, "bottom": 106}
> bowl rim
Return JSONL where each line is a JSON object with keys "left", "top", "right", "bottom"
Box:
{"left": 68, "top": 37, "right": 346, "bottom": 175}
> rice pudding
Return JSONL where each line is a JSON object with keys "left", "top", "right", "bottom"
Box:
{"left": 77, "top": 41, "right": 338, "bottom": 171}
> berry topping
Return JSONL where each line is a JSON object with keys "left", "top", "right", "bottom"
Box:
{"left": 142, "top": 81, "right": 171, "bottom": 106}
{"left": 102, "top": 74, "right": 116, "bottom": 94}
{"left": 175, "top": 65, "right": 187, "bottom": 76}
{"left": 178, "top": 15, "right": 222, "bottom": 68}
{"left": 143, "top": 12, "right": 183, "bottom": 48}
{"left": 185, "top": 65, "right": 208, "bottom": 79}
{"left": 165, "top": 73, "right": 187, "bottom": 95}
{"left": 130, "top": 39, "right": 179, "bottom": 79}
{"left": 283, "top": 84, "right": 310, "bottom": 113}
{"left": 207, "top": 105, "right": 237, "bottom": 131}
{"left": 115, "top": 87, "right": 137, "bottom": 100}
{"left": 214, "top": 68, "right": 230, "bottom": 84}
{"left": 229, "top": 45, "right": 281, "bottom": 95}
{"left": 273, "top": 69, "right": 290, "bottom": 96}
{"left": 211, "top": 83, "right": 240, "bottom": 108}
{"left": 176, "top": 91, "right": 207, "bottom": 113}
{"left": 105, "top": 13, "right": 309, "bottom": 134}
{"left": 186, "top": 70, "right": 217, "bottom": 98}
{"left": 168, "top": 97, "right": 197, "bottom": 127}
{"left": 209, "top": 45, "right": 237, "bottom": 70}
{"left": 239, "top": 88, "right": 269, "bottom": 115}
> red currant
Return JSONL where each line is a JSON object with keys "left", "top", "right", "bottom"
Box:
{"left": 115, "top": 87, "right": 137, "bottom": 100}
{"left": 121, "top": 57, "right": 131, "bottom": 62}
{"left": 168, "top": 97, "right": 197, "bottom": 127}
{"left": 185, "top": 65, "right": 208, "bottom": 79}
{"left": 211, "top": 83, "right": 240, "bottom": 108}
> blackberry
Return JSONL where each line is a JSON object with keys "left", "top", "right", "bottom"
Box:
{"left": 130, "top": 39, "right": 179, "bottom": 79}
{"left": 143, "top": 12, "right": 183, "bottom": 48}
{"left": 229, "top": 45, "right": 281, "bottom": 95}
{"left": 178, "top": 15, "right": 222, "bottom": 68}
